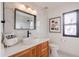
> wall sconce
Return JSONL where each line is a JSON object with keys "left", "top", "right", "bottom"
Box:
{"left": 32, "top": 10, "right": 37, "bottom": 15}
{"left": 27, "top": 7, "right": 32, "bottom": 11}
{"left": 27, "top": 7, "right": 37, "bottom": 15}
{"left": 17, "top": 4, "right": 26, "bottom": 10}
{"left": 17, "top": 3, "right": 37, "bottom": 15}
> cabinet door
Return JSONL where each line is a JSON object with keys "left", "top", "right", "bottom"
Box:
{"left": 32, "top": 46, "right": 36, "bottom": 57}
{"left": 41, "top": 48, "right": 49, "bottom": 57}
{"left": 21, "top": 48, "right": 32, "bottom": 57}
{"left": 36, "top": 44, "right": 42, "bottom": 57}
{"left": 41, "top": 41, "right": 48, "bottom": 49}
{"left": 41, "top": 41, "right": 49, "bottom": 57}
{"left": 36, "top": 41, "right": 49, "bottom": 57}
{"left": 10, "top": 48, "right": 32, "bottom": 57}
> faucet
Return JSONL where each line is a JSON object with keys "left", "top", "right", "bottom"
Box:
{"left": 27, "top": 30, "right": 31, "bottom": 38}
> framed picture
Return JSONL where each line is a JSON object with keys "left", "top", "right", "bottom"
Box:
{"left": 49, "top": 17, "right": 61, "bottom": 33}
{"left": 63, "top": 9, "right": 79, "bottom": 37}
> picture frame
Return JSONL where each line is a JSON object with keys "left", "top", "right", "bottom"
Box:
{"left": 49, "top": 17, "right": 61, "bottom": 33}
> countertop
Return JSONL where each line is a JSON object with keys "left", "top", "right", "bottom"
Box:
{"left": 3, "top": 38, "right": 49, "bottom": 57}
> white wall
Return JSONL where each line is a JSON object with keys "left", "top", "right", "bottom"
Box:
{"left": 0, "top": 2, "right": 3, "bottom": 42}
{"left": 0, "top": 2, "right": 1, "bottom": 56}
{"left": 0, "top": 2, "right": 5, "bottom": 57}
{"left": 4, "top": 2, "right": 48, "bottom": 40}
{"left": 48, "top": 3, "right": 79, "bottom": 56}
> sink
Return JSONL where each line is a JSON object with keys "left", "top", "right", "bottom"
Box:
{"left": 22, "top": 37, "right": 36, "bottom": 45}
{"left": 22, "top": 37, "right": 43, "bottom": 45}
{"left": 4, "top": 38, "right": 18, "bottom": 47}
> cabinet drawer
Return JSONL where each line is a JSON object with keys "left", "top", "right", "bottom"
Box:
{"left": 41, "top": 48, "right": 49, "bottom": 57}
{"left": 41, "top": 41, "right": 48, "bottom": 49}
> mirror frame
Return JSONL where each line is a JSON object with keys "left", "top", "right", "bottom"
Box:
{"left": 14, "top": 8, "right": 36, "bottom": 30}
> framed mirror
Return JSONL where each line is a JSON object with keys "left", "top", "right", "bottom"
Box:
{"left": 14, "top": 8, "right": 36, "bottom": 30}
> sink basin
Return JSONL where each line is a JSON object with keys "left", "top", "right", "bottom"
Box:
{"left": 22, "top": 37, "right": 36, "bottom": 45}
{"left": 4, "top": 38, "right": 18, "bottom": 47}
{"left": 22, "top": 37, "right": 43, "bottom": 45}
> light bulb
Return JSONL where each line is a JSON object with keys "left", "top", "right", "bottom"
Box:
{"left": 32, "top": 10, "right": 37, "bottom": 15}
{"left": 20, "top": 4, "right": 26, "bottom": 10}
{"left": 27, "top": 7, "right": 32, "bottom": 11}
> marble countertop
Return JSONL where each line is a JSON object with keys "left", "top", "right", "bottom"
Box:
{"left": 3, "top": 38, "right": 49, "bottom": 57}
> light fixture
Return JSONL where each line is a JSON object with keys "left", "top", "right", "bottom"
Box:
{"left": 19, "top": 4, "right": 26, "bottom": 10}
{"left": 27, "top": 7, "right": 32, "bottom": 11}
{"left": 27, "top": 7, "right": 37, "bottom": 15}
{"left": 18, "top": 4, "right": 37, "bottom": 15}
{"left": 32, "top": 10, "right": 37, "bottom": 15}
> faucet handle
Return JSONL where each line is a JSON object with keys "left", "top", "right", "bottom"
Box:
{"left": 27, "top": 31, "right": 31, "bottom": 37}
{"left": 29, "top": 32, "right": 31, "bottom": 34}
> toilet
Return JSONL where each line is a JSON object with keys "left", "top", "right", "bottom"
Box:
{"left": 49, "top": 44, "right": 59, "bottom": 57}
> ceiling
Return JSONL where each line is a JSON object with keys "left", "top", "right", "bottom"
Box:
{"left": 31, "top": 2, "right": 79, "bottom": 9}
{"left": 22, "top": 2, "right": 79, "bottom": 10}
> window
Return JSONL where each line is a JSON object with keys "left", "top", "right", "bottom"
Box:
{"left": 63, "top": 9, "right": 79, "bottom": 37}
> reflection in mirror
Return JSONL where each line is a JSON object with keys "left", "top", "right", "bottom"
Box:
{"left": 14, "top": 8, "right": 36, "bottom": 30}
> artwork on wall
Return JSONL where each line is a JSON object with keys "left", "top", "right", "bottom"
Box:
{"left": 63, "top": 9, "right": 79, "bottom": 37}
{"left": 49, "top": 17, "right": 61, "bottom": 33}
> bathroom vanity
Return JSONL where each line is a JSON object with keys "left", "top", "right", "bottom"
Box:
{"left": 4, "top": 38, "right": 49, "bottom": 57}
{"left": 2, "top": 7, "right": 49, "bottom": 57}
{"left": 10, "top": 41, "right": 49, "bottom": 57}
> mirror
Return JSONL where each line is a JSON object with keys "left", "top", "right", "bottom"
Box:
{"left": 14, "top": 8, "right": 36, "bottom": 30}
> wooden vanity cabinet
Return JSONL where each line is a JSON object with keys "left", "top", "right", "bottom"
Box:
{"left": 36, "top": 41, "right": 49, "bottom": 57}
{"left": 40, "top": 41, "right": 49, "bottom": 57}
{"left": 32, "top": 46, "right": 37, "bottom": 57}
{"left": 10, "top": 48, "right": 33, "bottom": 57}
{"left": 10, "top": 41, "right": 49, "bottom": 57}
